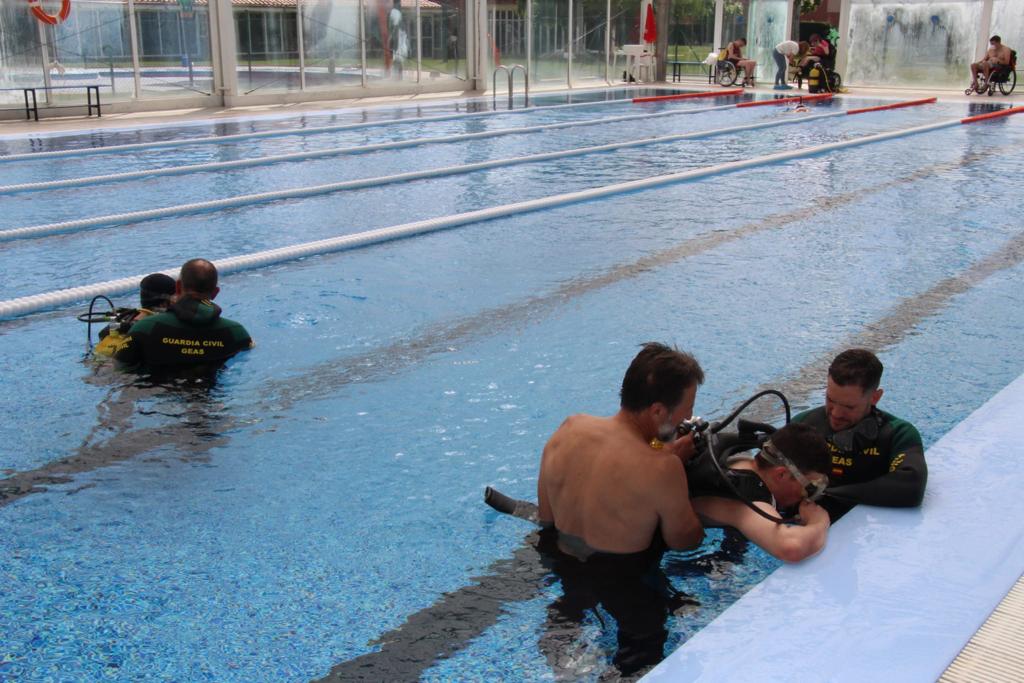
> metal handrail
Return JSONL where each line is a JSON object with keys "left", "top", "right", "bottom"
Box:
{"left": 492, "top": 64, "right": 529, "bottom": 108}
{"left": 510, "top": 64, "right": 529, "bottom": 106}
{"left": 492, "top": 65, "right": 510, "bottom": 106}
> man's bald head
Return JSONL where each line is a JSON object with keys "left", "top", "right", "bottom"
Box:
{"left": 179, "top": 258, "right": 220, "bottom": 299}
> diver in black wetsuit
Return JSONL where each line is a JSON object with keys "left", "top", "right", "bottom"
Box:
{"left": 792, "top": 348, "right": 927, "bottom": 520}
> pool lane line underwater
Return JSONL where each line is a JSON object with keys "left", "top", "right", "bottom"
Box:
{"left": 0, "top": 102, "right": 756, "bottom": 195}
{"left": 0, "top": 149, "right": 997, "bottom": 506}
{"left": 0, "top": 106, "right": 850, "bottom": 241}
{"left": 317, "top": 228, "right": 1024, "bottom": 682}
{"left": 0, "top": 106, "right": 979, "bottom": 319}
{"left": 0, "top": 93, "right": 854, "bottom": 195}
{"left": 0, "top": 89, "right": 739, "bottom": 163}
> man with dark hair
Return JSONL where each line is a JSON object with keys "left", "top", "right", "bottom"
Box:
{"left": 538, "top": 342, "right": 705, "bottom": 563}
{"left": 113, "top": 259, "right": 253, "bottom": 370}
{"left": 689, "top": 422, "right": 831, "bottom": 562}
{"left": 535, "top": 342, "right": 704, "bottom": 676}
{"left": 792, "top": 348, "right": 927, "bottom": 519}
{"left": 94, "top": 273, "right": 177, "bottom": 358}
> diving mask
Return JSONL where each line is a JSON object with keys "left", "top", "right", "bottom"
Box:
{"left": 760, "top": 439, "right": 828, "bottom": 501}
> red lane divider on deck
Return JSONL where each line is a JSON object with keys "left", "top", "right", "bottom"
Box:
{"left": 735, "top": 93, "right": 832, "bottom": 108}
{"left": 961, "top": 106, "right": 1024, "bottom": 124}
{"left": 847, "top": 98, "right": 937, "bottom": 115}
{"left": 633, "top": 89, "right": 743, "bottom": 103}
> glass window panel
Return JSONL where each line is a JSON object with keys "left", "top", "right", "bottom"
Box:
{"left": 668, "top": 0, "right": 715, "bottom": 79}
{"left": 491, "top": 1, "right": 527, "bottom": 74}
{"left": 746, "top": 0, "right": 786, "bottom": 83}
{"left": 9, "top": 0, "right": 137, "bottom": 103}
{"left": 381, "top": 0, "right": 414, "bottom": 83}
{"left": 845, "top": 0, "right": 983, "bottom": 88}
{"left": 991, "top": 0, "right": 1024, "bottom": 57}
{"left": 302, "top": 0, "right": 364, "bottom": 89}
{"left": 571, "top": 0, "right": 607, "bottom": 83}
{"left": 364, "top": 0, "right": 388, "bottom": 83}
{"left": 722, "top": 0, "right": 750, "bottom": 46}
{"left": 418, "top": 0, "right": 465, "bottom": 82}
{"left": 234, "top": 4, "right": 301, "bottom": 94}
{"left": 136, "top": 3, "right": 214, "bottom": 99}
{"left": 0, "top": 0, "right": 46, "bottom": 106}
{"left": 532, "top": 0, "right": 568, "bottom": 86}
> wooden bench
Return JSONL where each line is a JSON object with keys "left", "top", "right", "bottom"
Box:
{"left": 668, "top": 60, "right": 710, "bottom": 83}
{"left": 2, "top": 85, "right": 103, "bottom": 121}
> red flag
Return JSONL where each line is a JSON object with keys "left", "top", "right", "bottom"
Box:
{"left": 643, "top": 3, "right": 657, "bottom": 44}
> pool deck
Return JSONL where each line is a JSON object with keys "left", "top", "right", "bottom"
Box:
{"left": 2, "top": 79, "right": 1022, "bottom": 681}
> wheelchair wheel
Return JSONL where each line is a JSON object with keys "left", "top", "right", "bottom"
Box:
{"left": 717, "top": 61, "right": 738, "bottom": 87}
{"left": 999, "top": 70, "right": 1016, "bottom": 95}
{"left": 829, "top": 72, "right": 842, "bottom": 91}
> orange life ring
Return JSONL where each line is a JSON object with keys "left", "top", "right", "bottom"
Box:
{"left": 28, "top": 0, "right": 71, "bottom": 25}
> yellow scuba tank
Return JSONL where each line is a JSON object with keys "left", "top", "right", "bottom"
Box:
{"left": 93, "top": 328, "right": 126, "bottom": 357}
{"left": 808, "top": 64, "right": 822, "bottom": 93}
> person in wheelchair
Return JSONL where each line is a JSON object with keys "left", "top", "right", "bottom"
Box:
{"left": 726, "top": 38, "right": 757, "bottom": 87}
{"left": 969, "top": 35, "right": 1016, "bottom": 95}
{"left": 798, "top": 36, "right": 840, "bottom": 92}
{"left": 799, "top": 34, "right": 830, "bottom": 70}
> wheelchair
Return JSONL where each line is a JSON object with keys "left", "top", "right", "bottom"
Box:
{"left": 796, "top": 57, "right": 841, "bottom": 93}
{"left": 716, "top": 59, "right": 751, "bottom": 87}
{"left": 966, "top": 50, "right": 1017, "bottom": 96}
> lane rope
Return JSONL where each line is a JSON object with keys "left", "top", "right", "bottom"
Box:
{"left": 0, "top": 115, "right": 967, "bottom": 320}
{"left": 0, "top": 90, "right": 739, "bottom": 163}
{"left": 0, "top": 107, "right": 846, "bottom": 242}
{"left": 0, "top": 102, "right": 745, "bottom": 195}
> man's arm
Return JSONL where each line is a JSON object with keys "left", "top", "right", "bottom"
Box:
{"left": 653, "top": 456, "right": 704, "bottom": 550}
{"left": 537, "top": 467, "right": 553, "bottom": 525}
{"left": 826, "top": 421, "right": 927, "bottom": 507}
{"left": 693, "top": 497, "right": 829, "bottom": 563}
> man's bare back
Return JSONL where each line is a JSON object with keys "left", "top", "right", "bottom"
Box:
{"left": 537, "top": 387, "right": 702, "bottom": 555}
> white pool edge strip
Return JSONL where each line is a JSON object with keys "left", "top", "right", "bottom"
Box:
{"left": 0, "top": 116, "right": 958, "bottom": 320}
{"left": 0, "top": 102, "right": 741, "bottom": 194}
{"left": 643, "top": 370, "right": 1024, "bottom": 682}
{"left": 0, "top": 111, "right": 847, "bottom": 240}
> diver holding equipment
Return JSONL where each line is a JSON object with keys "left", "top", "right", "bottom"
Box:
{"left": 487, "top": 389, "right": 831, "bottom": 528}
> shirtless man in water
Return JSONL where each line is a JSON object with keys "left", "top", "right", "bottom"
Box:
{"left": 537, "top": 342, "right": 705, "bottom": 560}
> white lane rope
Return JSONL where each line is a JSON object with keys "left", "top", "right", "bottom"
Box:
{"left": 0, "top": 111, "right": 848, "bottom": 243}
{"left": 0, "top": 116, "right": 961, "bottom": 320}
{"left": 0, "top": 102, "right": 745, "bottom": 194}
{"left": 0, "top": 94, "right": 685, "bottom": 163}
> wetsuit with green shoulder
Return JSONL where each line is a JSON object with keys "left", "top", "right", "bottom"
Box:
{"left": 113, "top": 296, "right": 252, "bottom": 369}
{"left": 792, "top": 406, "right": 927, "bottom": 515}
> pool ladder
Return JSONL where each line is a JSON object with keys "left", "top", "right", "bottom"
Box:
{"left": 492, "top": 65, "right": 529, "bottom": 108}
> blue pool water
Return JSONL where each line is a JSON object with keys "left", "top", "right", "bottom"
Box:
{"left": 1, "top": 88, "right": 1023, "bottom": 681}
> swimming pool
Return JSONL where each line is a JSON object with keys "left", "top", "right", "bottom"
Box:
{"left": 1, "top": 87, "right": 1023, "bottom": 681}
